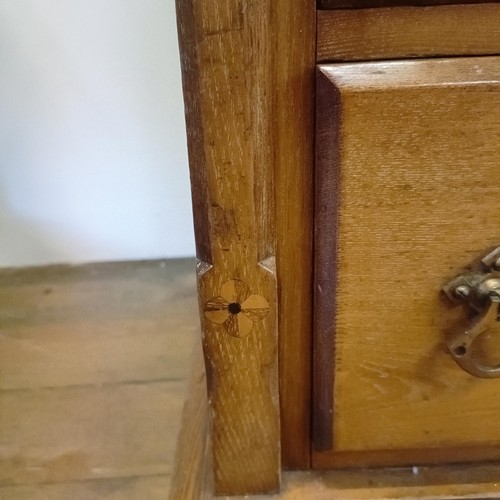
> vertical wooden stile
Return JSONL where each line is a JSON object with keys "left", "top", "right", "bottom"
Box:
{"left": 176, "top": 0, "right": 316, "bottom": 493}
{"left": 176, "top": 0, "right": 279, "bottom": 494}
{"left": 274, "top": 0, "right": 316, "bottom": 469}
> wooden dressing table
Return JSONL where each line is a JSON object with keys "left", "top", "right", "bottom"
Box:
{"left": 173, "top": 1, "right": 500, "bottom": 497}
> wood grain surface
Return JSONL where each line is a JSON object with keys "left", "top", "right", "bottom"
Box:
{"left": 319, "top": 0, "right": 498, "bottom": 9}
{"left": 172, "top": 364, "right": 500, "bottom": 498}
{"left": 176, "top": 0, "right": 280, "bottom": 494}
{"left": 273, "top": 0, "right": 316, "bottom": 470}
{"left": 0, "top": 259, "right": 199, "bottom": 498}
{"left": 314, "top": 57, "right": 500, "bottom": 468}
{"left": 256, "top": 464, "right": 500, "bottom": 499}
{"left": 176, "top": 0, "right": 317, "bottom": 485}
{"left": 313, "top": 72, "right": 341, "bottom": 452}
{"left": 0, "top": 476, "right": 172, "bottom": 500}
{"left": 317, "top": 4, "right": 500, "bottom": 62}
{"left": 0, "top": 261, "right": 198, "bottom": 390}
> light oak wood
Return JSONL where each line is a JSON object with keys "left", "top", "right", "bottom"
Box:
{"left": 176, "top": 0, "right": 280, "bottom": 494}
{"left": 314, "top": 57, "right": 500, "bottom": 467}
{"left": 173, "top": 360, "right": 500, "bottom": 499}
{"left": 176, "top": 0, "right": 317, "bottom": 487}
{"left": 317, "top": 4, "right": 500, "bottom": 63}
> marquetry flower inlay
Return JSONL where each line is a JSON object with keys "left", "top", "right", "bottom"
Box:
{"left": 204, "top": 279, "right": 269, "bottom": 338}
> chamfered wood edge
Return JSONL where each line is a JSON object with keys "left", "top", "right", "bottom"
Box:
{"left": 317, "top": 4, "right": 500, "bottom": 63}
{"left": 318, "top": 0, "right": 498, "bottom": 9}
{"left": 274, "top": 0, "right": 316, "bottom": 470}
{"left": 312, "top": 68, "right": 342, "bottom": 452}
{"left": 175, "top": 0, "right": 211, "bottom": 264}
{"left": 317, "top": 56, "right": 500, "bottom": 90}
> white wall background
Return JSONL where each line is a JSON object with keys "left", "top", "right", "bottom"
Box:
{"left": 0, "top": 0, "right": 195, "bottom": 267}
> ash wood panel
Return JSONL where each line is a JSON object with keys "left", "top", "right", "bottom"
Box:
{"left": 274, "top": 0, "right": 316, "bottom": 469}
{"left": 317, "top": 4, "right": 500, "bottom": 62}
{"left": 314, "top": 57, "right": 500, "bottom": 467}
{"left": 0, "top": 260, "right": 198, "bottom": 390}
{"left": 319, "top": 0, "right": 498, "bottom": 9}
{"left": 176, "top": 0, "right": 280, "bottom": 494}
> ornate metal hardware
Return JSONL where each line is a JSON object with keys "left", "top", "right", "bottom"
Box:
{"left": 443, "top": 247, "right": 500, "bottom": 378}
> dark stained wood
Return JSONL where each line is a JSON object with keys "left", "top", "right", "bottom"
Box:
{"left": 314, "top": 446, "right": 500, "bottom": 469}
{"left": 317, "top": 4, "right": 500, "bottom": 62}
{"left": 312, "top": 69, "right": 341, "bottom": 452}
{"left": 274, "top": 0, "right": 316, "bottom": 470}
{"left": 319, "top": 0, "right": 498, "bottom": 9}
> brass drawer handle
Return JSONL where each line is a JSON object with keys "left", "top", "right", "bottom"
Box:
{"left": 443, "top": 248, "right": 500, "bottom": 378}
{"left": 448, "top": 292, "right": 500, "bottom": 378}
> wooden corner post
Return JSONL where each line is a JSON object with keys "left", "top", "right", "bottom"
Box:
{"left": 176, "top": 0, "right": 279, "bottom": 495}
{"left": 176, "top": 0, "right": 316, "bottom": 494}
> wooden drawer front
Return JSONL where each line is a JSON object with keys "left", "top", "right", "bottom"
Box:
{"left": 314, "top": 57, "right": 500, "bottom": 469}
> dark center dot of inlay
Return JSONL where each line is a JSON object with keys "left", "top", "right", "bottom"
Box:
{"left": 228, "top": 302, "right": 242, "bottom": 315}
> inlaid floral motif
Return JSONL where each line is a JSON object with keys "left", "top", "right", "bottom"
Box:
{"left": 204, "top": 279, "right": 269, "bottom": 338}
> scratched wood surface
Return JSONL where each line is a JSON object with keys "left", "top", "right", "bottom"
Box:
{"left": 176, "top": 0, "right": 280, "bottom": 494}
{"left": 0, "top": 259, "right": 199, "bottom": 499}
{"left": 317, "top": 4, "right": 500, "bottom": 63}
{"left": 314, "top": 57, "right": 500, "bottom": 468}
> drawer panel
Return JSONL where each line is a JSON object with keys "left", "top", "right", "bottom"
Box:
{"left": 317, "top": 4, "right": 500, "bottom": 63}
{"left": 313, "top": 57, "right": 500, "bottom": 468}
{"left": 319, "top": 0, "right": 497, "bottom": 8}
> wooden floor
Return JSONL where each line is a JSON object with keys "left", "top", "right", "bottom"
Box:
{"left": 0, "top": 258, "right": 199, "bottom": 499}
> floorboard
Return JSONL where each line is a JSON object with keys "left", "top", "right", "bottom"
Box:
{"left": 0, "top": 258, "right": 199, "bottom": 498}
